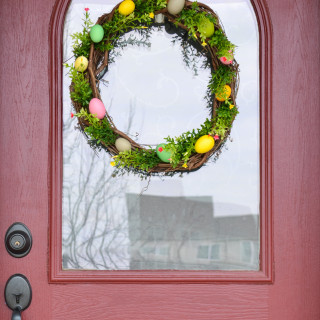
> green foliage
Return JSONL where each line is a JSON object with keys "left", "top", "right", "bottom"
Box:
{"left": 208, "top": 65, "right": 236, "bottom": 98}
{"left": 65, "top": 65, "right": 92, "bottom": 107}
{"left": 163, "top": 103, "right": 238, "bottom": 166}
{"left": 71, "top": 10, "right": 93, "bottom": 58}
{"left": 176, "top": 2, "right": 235, "bottom": 58}
{"left": 164, "top": 118, "right": 214, "bottom": 167}
{"left": 97, "top": 0, "right": 166, "bottom": 52}
{"left": 75, "top": 108, "right": 117, "bottom": 146}
{"left": 212, "top": 103, "right": 239, "bottom": 139}
{"left": 208, "top": 29, "right": 235, "bottom": 60}
{"left": 176, "top": 1, "right": 216, "bottom": 42}
{"left": 97, "top": 12, "right": 149, "bottom": 52}
{"left": 134, "top": 0, "right": 167, "bottom": 15}
{"left": 114, "top": 149, "right": 160, "bottom": 171}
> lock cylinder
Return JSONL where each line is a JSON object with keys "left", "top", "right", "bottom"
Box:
{"left": 5, "top": 223, "right": 32, "bottom": 258}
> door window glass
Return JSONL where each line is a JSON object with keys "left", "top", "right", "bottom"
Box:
{"left": 62, "top": 0, "right": 260, "bottom": 270}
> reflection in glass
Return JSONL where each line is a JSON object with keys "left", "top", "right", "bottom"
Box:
{"left": 127, "top": 194, "right": 258, "bottom": 270}
{"left": 62, "top": 0, "right": 260, "bottom": 271}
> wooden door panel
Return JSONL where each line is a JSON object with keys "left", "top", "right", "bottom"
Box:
{"left": 0, "top": 0, "right": 319, "bottom": 319}
{"left": 268, "top": 0, "right": 320, "bottom": 318}
{"left": 52, "top": 284, "right": 268, "bottom": 319}
{"left": 0, "top": 0, "right": 53, "bottom": 319}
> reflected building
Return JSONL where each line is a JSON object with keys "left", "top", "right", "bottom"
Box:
{"left": 126, "top": 194, "right": 259, "bottom": 270}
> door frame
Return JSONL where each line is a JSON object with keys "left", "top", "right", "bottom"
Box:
{"left": 48, "top": 0, "right": 273, "bottom": 284}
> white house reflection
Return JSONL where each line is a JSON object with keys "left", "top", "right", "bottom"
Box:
{"left": 62, "top": 185, "right": 259, "bottom": 270}
{"left": 127, "top": 194, "right": 259, "bottom": 270}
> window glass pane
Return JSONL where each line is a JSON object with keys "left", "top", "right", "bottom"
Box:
{"left": 62, "top": 0, "right": 260, "bottom": 271}
{"left": 197, "top": 246, "right": 209, "bottom": 259}
{"left": 210, "top": 244, "right": 220, "bottom": 260}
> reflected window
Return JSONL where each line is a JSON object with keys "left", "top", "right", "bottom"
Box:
{"left": 197, "top": 245, "right": 209, "bottom": 259}
{"left": 62, "top": 0, "right": 260, "bottom": 271}
{"left": 210, "top": 244, "right": 220, "bottom": 260}
{"left": 242, "top": 241, "right": 253, "bottom": 263}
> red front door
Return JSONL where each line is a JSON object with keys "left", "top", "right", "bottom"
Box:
{"left": 1, "top": 0, "right": 319, "bottom": 319}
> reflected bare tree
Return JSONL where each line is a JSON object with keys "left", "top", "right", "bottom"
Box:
{"left": 62, "top": 103, "right": 136, "bottom": 270}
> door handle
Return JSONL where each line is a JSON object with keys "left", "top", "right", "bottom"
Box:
{"left": 11, "top": 309, "right": 21, "bottom": 320}
{"left": 4, "top": 274, "right": 32, "bottom": 320}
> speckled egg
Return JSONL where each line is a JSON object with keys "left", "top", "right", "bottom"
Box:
{"left": 156, "top": 144, "right": 172, "bottom": 163}
{"left": 115, "top": 138, "right": 132, "bottom": 152}
{"left": 90, "top": 25, "right": 104, "bottom": 43}
{"left": 89, "top": 98, "right": 105, "bottom": 119}
{"left": 194, "top": 135, "right": 215, "bottom": 154}
{"left": 215, "top": 85, "right": 231, "bottom": 102}
{"left": 219, "top": 56, "right": 233, "bottom": 65}
{"left": 74, "top": 56, "right": 88, "bottom": 72}
{"left": 167, "top": 0, "right": 185, "bottom": 15}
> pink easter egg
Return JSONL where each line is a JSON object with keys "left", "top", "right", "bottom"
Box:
{"left": 89, "top": 98, "right": 105, "bottom": 119}
{"left": 219, "top": 56, "right": 233, "bottom": 65}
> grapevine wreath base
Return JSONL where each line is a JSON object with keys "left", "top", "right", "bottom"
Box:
{"left": 68, "top": 0, "right": 239, "bottom": 175}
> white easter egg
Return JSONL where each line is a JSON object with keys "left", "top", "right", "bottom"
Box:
{"left": 167, "top": 0, "right": 185, "bottom": 15}
{"left": 115, "top": 138, "right": 132, "bottom": 152}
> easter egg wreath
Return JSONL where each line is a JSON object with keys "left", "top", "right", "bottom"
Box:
{"left": 66, "top": 0, "right": 239, "bottom": 175}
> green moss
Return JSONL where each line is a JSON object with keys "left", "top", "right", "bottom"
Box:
{"left": 65, "top": 66, "right": 92, "bottom": 107}
{"left": 114, "top": 149, "right": 160, "bottom": 171}
{"left": 75, "top": 109, "right": 116, "bottom": 146}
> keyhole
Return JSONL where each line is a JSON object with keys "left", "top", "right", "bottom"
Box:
{"left": 15, "top": 294, "right": 21, "bottom": 304}
{"left": 9, "top": 235, "right": 25, "bottom": 250}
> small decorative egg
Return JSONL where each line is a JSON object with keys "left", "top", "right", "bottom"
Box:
{"left": 90, "top": 25, "right": 104, "bottom": 43}
{"left": 194, "top": 135, "right": 215, "bottom": 154}
{"left": 118, "top": 0, "right": 135, "bottom": 16}
{"left": 115, "top": 138, "right": 132, "bottom": 152}
{"left": 216, "top": 85, "right": 231, "bottom": 102}
{"left": 219, "top": 56, "right": 233, "bottom": 65}
{"left": 74, "top": 56, "right": 88, "bottom": 72}
{"left": 156, "top": 144, "right": 172, "bottom": 163}
{"left": 198, "top": 17, "right": 215, "bottom": 38}
{"left": 155, "top": 13, "right": 165, "bottom": 24}
{"left": 167, "top": 0, "right": 185, "bottom": 15}
{"left": 89, "top": 98, "right": 106, "bottom": 119}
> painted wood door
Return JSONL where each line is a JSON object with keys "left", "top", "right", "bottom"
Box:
{"left": 0, "top": 0, "right": 319, "bottom": 319}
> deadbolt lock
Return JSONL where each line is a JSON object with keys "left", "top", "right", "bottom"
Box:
{"left": 5, "top": 223, "right": 32, "bottom": 258}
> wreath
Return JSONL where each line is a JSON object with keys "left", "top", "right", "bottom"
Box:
{"left": 66, "top": 0, "right": 239, "bottom": 176}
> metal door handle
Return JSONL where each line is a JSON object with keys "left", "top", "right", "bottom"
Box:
{"left": 4, "top": 274, "right": 32, "bottom": 320}
{"left": 11, "top": 309, "right": 21, "bottom": 320}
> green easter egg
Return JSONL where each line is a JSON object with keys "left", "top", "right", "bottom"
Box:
{"left": 90, "top": 25, "right": 104, "bottom": 43}
{"left": 156, "top": 144, "right": 172, "bottom": 163}
{"left": 198, "top": 17, "right": 215, "bottom": 38}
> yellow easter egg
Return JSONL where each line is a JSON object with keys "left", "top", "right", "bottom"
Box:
{"left": 119, "top": 0, "right": 135, "bottom": 16}
{"left": 194, "top": 135, "right": 215, "bottom": 154}
{"left": 74, "top": 56, "right": 88, "bottom": 72}
{"left": 216, "top": 85, "right": 231, "bottom": 102}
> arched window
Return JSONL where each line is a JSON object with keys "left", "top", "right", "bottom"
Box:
{"left": 50, "top": 0, "right": 272, "bottom": 282}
